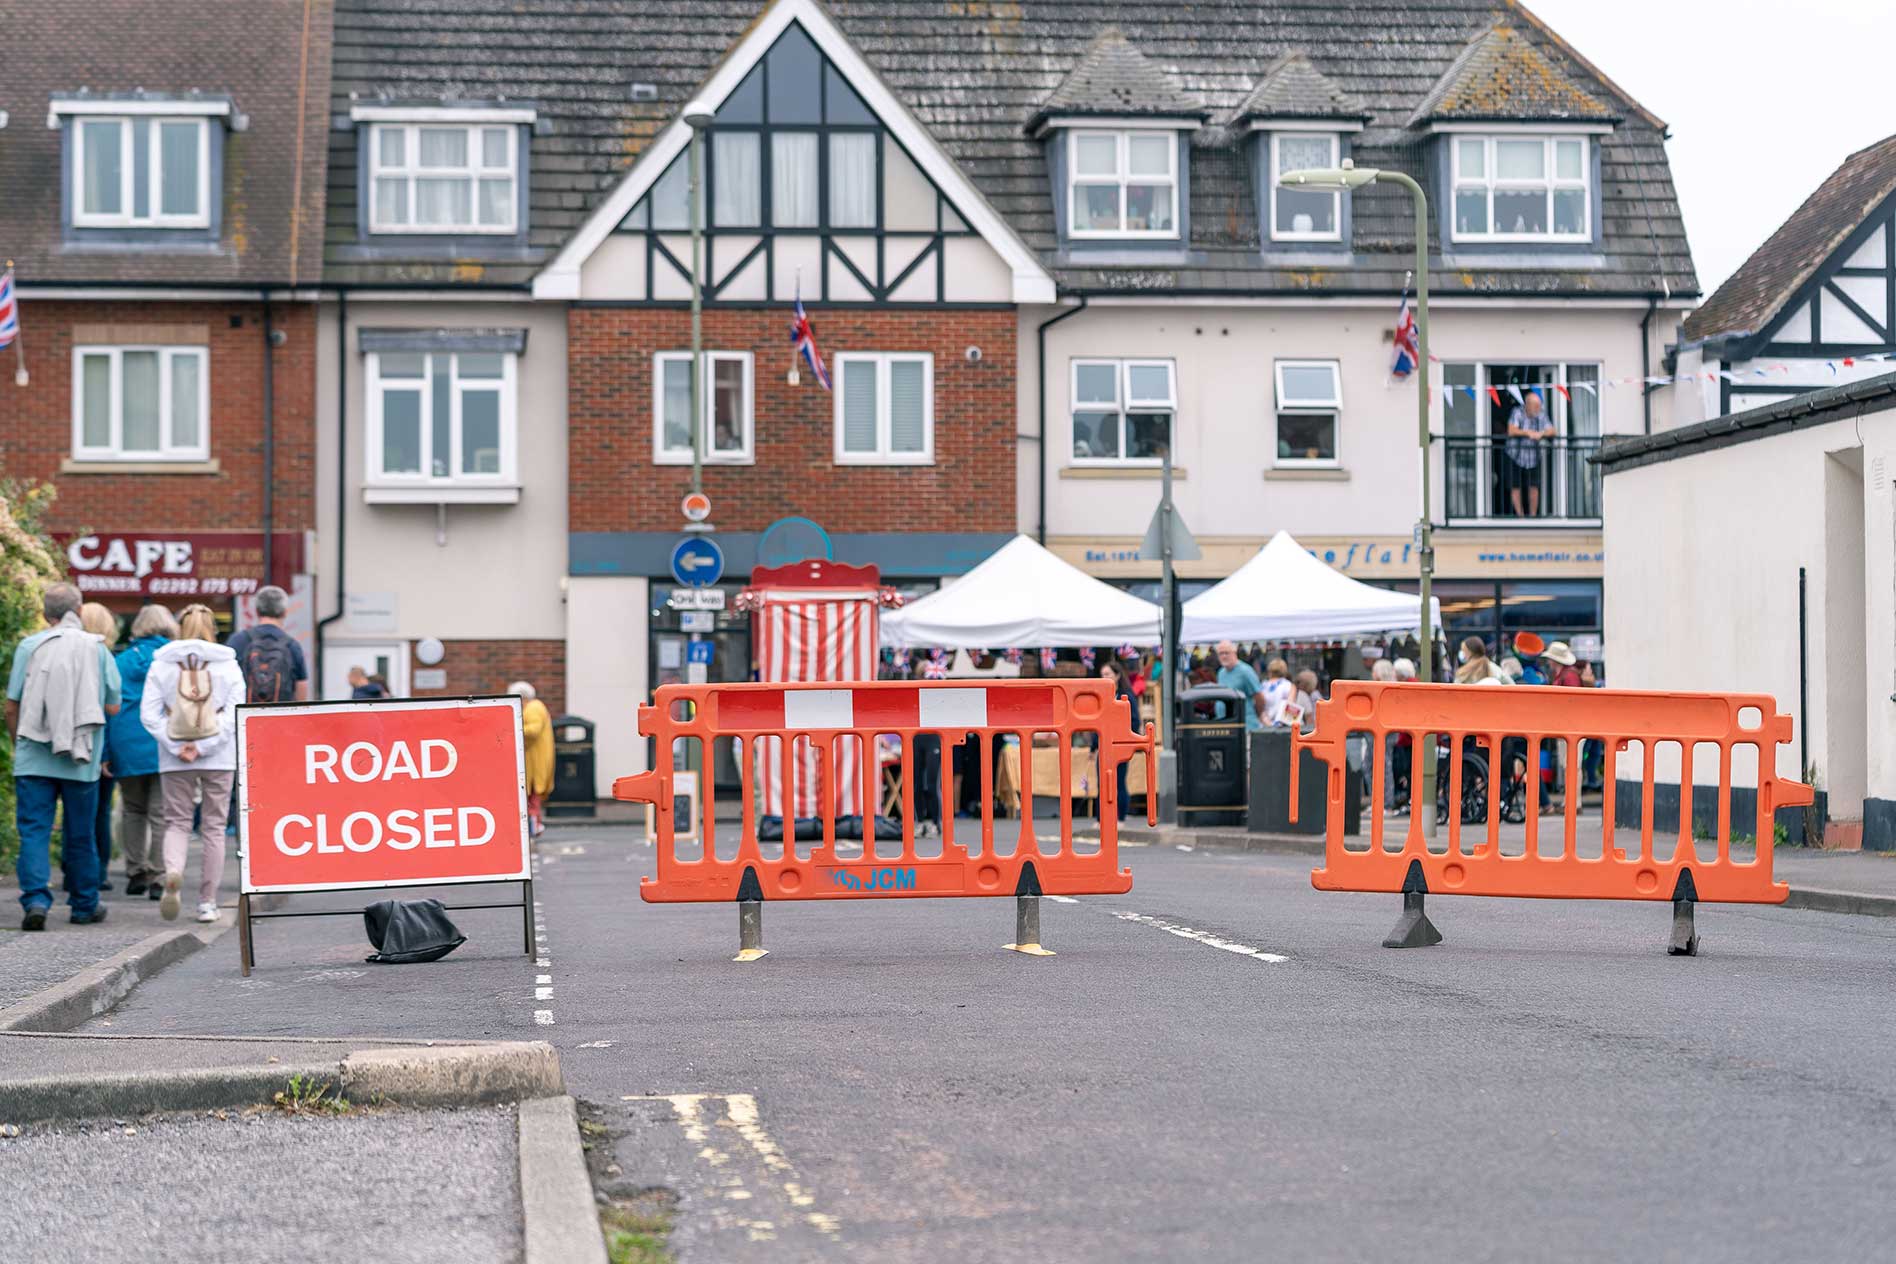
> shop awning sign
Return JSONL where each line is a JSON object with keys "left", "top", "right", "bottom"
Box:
{"left": 56, "top": 531, "right": 304, "bottom": 598}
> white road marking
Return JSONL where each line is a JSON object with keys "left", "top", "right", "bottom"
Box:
{"left": 1111, "top": 911, "right": 1288, "bottom": 963}
{"left": 625, "top": 1093, "right": 841, "bottom": 1241}
{"left": 535, "top": 986, "right": 554, "bottom": 1000}
{"left": 577, "top": 1040, "right": 615, "bottom": 1049}
{"left": 536, "top": 974, "right": 552, "bottom": 984}
{"left": 1045, "top": 895, "right": 1079, "bottom": 904}
{"left": 533, "top": 1009, "right": 555, "bottom": 1025}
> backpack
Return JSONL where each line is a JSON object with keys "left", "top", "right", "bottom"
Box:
{"left": 168, "top": 653, "right": 220, "bottom": 741}
{"left": 241, "top": 625, "right": 299, "bottom": 704}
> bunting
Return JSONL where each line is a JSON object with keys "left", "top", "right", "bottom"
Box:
{"left": 1417, "top": 351, "right": 1896, "bottom": 409}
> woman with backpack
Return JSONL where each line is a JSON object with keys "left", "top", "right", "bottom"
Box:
{"left": 108, "top": 605, "right": 178, "bottom": 898}
{"left": 139, "top": 603, "right": 246, "bottom": 923}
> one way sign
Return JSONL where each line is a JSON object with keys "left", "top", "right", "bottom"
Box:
{"left": 669, "top": 537, "right": 724, "bottom": 587}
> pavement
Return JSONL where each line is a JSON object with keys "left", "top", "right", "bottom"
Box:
{"left": 3, "top": 1104, "right": 523, "bottom": 1264}
{"left": 48, "top": 819, "right": 1896, "bottom": 1263}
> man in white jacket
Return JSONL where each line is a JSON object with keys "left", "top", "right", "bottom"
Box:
{"left": 140, "top": 605, "right": 246, "bottom": 922}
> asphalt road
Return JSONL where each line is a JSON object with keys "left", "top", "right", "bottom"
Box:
{"left": 80, "top": 825, "right": 1896, "bottom": 1263}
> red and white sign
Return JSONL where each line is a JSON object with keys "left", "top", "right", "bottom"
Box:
{"left": 56, "top": 531, "right": 305, "bottom": 598}
{"left": 238, "top": 697, "right": 529, "bottom": 894}
{"left": 681, "top": 491, "right": 712, "bottom": 523}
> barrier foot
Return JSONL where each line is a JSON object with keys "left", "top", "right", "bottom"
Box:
{"left": 1004, "top": 894, "right": 1055, "bottom": 956}
{"left": 735, "top": 899, "right": 768, "bottom": 963}
{"left": 1383, "top": 861, "right": 1443, "bottom": 949}
{"left": 1668, "top": 869, "right": 1699, "bottom": 957}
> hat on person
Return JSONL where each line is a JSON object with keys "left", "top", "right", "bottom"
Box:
{"left": 1512, "top": 631, "right": 1545, "bottom": 657}
{"left": 1542, "top": 640, "right": 1577, "bottom": 667}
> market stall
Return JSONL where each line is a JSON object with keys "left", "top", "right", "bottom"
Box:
{"left": 1180, "top": 530, "right": 1440, "bottom": 643}
{"left": 879, "top": 535, "right": 1161, "bottom": 649}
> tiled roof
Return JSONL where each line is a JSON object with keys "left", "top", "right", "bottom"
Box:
{"left": 1407, "top": 23, "right": 1615, "bottom": 126}
{"left": 1682, "top": 134, "right": 1896, "bottom": 344}
{"left": 1597, "top": 370, "right": 1896, "bottom": 473}
{"left": 0, "top": 0, "right": 332, "bottom": 286}
{"left": 1230, "top": 52, "right": 1366, "bottom": 124}
{"left": 1029, "top": 27, "right": 1206, "bottom": 129}
{"left": 324, "top": 0, "right": 1696, "bottom": 298}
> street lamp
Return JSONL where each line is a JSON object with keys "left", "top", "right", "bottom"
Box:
{"left": 1280, "top": 159, "right": 1438, "bottom": 832}
{"left": 683, "top": 99, "right": 716, "bottom": 511}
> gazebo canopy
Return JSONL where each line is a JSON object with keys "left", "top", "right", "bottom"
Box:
{"left": 880, "top": 535, "right": 1161, "bottom": 649}
{"left": 1180, "top": 530, "right": 1440, "bottom": 643}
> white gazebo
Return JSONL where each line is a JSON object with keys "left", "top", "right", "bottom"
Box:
{"left": 880, "top": 535, "right": 1161, "bottom": 648}
{"left": 1181, "top": 530, "right": 1440, "bottom": 643}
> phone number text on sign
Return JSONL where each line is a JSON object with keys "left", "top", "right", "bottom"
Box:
{"left": 238, "top": 698, "right": 530, "bottom": 894}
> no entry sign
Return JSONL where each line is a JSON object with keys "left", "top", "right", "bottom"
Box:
{"left": 239, "top": 697, "right": 530, "bottom": 894}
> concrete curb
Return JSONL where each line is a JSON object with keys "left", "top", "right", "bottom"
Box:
{"left": 0, "top": 1040, "right": 564, "bottom": 1123}
{"left": 1783, "top": 886, "right": 1896, "bottom": 918}
{"left": 519, "top": 1095, "right": 609, "bottom": 1264}
{"left": 1123, "top": 827, "right": 1324, "bottom": 856}
{"left": 0, "top": 921, "right": 227, "bottom": 1034}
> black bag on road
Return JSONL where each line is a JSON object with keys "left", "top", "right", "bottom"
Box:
{"left": 363, "top": 898, "right": 467, "bottom": 964}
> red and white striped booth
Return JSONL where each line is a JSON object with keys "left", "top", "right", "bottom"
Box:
{"left": 739, "top": 560, "right": 896, "bottom": 820}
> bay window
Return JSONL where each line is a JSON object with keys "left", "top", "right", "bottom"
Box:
{"left": 1273, "top": 361, "right": 1342, "bottom": 465}
{"left": 71, "top": 346, "right": 209, "bottom": 461}
{"left": 366, "top": 350, "right": 517, "bottom": 489}
{"left": 1069, "top": 130, "right": 1178, "bottom": 238}
{"left": 369, "top": 123, "right": 518, "bottom": 233}
{"left": 1071, "top": 359, "right": 1175, "bottom": 464}
{"left": 654, "top": 352, "right": 755, "bottom": 463}
{"left": 72, "top": 116, "right": 210, "bottom": 228}
{"left": 1451, "top": 135, "right": 1589, "bottom": 242}
{"left": 835, "top": 353, "right": 933, "bottom": 464}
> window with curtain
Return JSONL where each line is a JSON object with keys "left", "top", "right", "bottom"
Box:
{"left": 771, "top": 133, "right": 818, "bottom": 227}
{"left": 713, "top": 132, "right": 761, "bottom": 227}
{"left": 369, "top": 123, "right": 518, "bottom": 233}
{"left": 1271, "top": 133, "right": 1341, "bottom": 241}
{"left": 835, "top": 353, "right": 933, "bottom": 463}
{"left": 70, "top": 346, "right": 209, "bottom": 460}
{"left": 653, "top": 352, "right": 754, "bottom": 463}
{"left": 71, "top": 116, "right": 210, "bottom": 228}
{"left": 1068, "top": 130, "right": 1178, "bottom": 238}
{"left": 1451, "top": 135, "right": 1589, "bottom": 242}
{"left": 368, "top": 351, "right": 517, "bottom": 483}
{"left": 829, "top": 133, "right": 877, "bottom": 228}
{"left": 1069, "top": 359, "right": 1175, "bottom": 464}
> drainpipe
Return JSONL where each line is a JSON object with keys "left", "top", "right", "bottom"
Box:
{"left": 315, "top": 290, "right": 347, "bottom": 693}
{"left": 1639, "top": 296, "right": 1657, "bottom": 435}
{"left": 1034, "top": 295, "right": 1086, "bottom": 544}
{"left": 262, "top": 293, "right": 277, "bottom": 585}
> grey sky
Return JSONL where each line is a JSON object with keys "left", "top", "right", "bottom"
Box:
{"left": 1529, "top": 0, "right": 1893, "bottom": 298}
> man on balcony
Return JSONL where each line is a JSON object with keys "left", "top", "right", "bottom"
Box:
{"left": 1505, "top": 389, "right": 1555, "bottom": 517}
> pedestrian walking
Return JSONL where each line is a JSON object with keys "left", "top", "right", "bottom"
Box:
{"left": 1505, "top": 388, "right": 1555, "bottom": 517}
{"left": 6, "top": 582, "right": 122, "bottom": 929}
{"left": 1213, "top": 641, "right": 1264, "bottom": 731}
{"left": 510, "top": 681, "right": 554, "bottom": 837}
{"left": 77, "top": 602, "right": 121, "bottom": 893}
{"left": 109, "top": 604, "right": 177, "bottom": 898}
{"left": 1540, "top": 640, "right": 1585, "bottom": 812}
{"left": 1453, "top": 636, "right": 1512, "bottom": 685}
{"left": 227, "top": 585, "right": 308, "bottom": 704}
{"left": 141, "top": 603, "right": 245, "bottom": 923}
{"left": 1099, "top": 659, "right": 1141, "bottom": 820}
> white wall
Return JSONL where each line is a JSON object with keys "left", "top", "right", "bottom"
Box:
{"left": 565, "top": 577, "right": 652, "bottom": 797}
{"left": 1017, "top": 300, "right": 1678, "bottom": 545}
{"left": 315, "top": 300, "right": 569, "bottom": 643}
{"left": 1602, "top": 406, "right": 1896, "bottom": 817}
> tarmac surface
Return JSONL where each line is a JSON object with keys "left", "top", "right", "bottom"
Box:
{"left": 2, "top": 1104, "right": 520, "bottom": 1264}
{"left": 52, "top": 824, "right": 1896, "bottom": 1262}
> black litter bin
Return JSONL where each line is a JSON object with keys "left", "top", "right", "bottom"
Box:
{"left": 547, "top": 715, "right": 596, "bottom": 819}
{"left": 1248, "top": 727, "right": 1361, "bottom": 836}
{"left": 1176, "top": 686, "right": 1247, "bottom": 827}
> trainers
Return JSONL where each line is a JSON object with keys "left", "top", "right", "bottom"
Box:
{"left": 148, "top": 882, "right": 163, "bottom": 901}
{"left": 195, "top": 902, "right": 219, "bottom": 923}
{"left": 159, "top": 872, "right": 183, "bottom": 921}
{"left": 125, "top": 876, "right": 149, "bottom": 896}
{"left": 71, "top": 906, "right": 109, "bottom": 925}
{"left": 21, "top": 907, "right": 47, "bottom": 932}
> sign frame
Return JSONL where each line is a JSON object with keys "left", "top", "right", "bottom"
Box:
{"left": 233, "top": 694, "right": 535, "bottom": 976}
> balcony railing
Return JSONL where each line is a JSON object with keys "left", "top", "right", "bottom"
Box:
{"left": 1441, "top": 435, "right": 1601, "bottom": 524}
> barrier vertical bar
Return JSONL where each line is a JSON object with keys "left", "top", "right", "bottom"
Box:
{"left": 977, "top": 732, "right": 995, "bottom": 858}
{"left": 1716, "top": 743, "right": 1732, "bottom": 865}
{"left": 1563, "top": 736, "right": 1581, "bottom": 859}
{"left": 938, "top": 734, "right": 956, "bottom": 855}
{"left": 237, "top": 893, "right": 254, "bottom": 977}
{"left": 858, "top": 729, "right": 877, "bottom": 854}
{"left": 1446, "top": 737, "right": 1465, "bottom": 855}
{"left": 1678, "top": 740, "right": 1696, "bottom": 862}
{"left": 522, "top": 878, "right": 535, "bottom": 957}
{"left": 1018, "top": 733, "right": 1035, "bottom": 855}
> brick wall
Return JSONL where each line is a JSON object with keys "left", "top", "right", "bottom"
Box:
{"left": 0, "top": 300, "right": 318, "bottom": 534}
{"left": 409, "top": 639, "right": 567, "bottom": 716}
{"left": 568, "top": 306, "right": 1016, "bottom": 533}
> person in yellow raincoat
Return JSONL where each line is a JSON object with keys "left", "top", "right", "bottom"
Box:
{"left": 509, "top": 681, "right": 555, "bottom": 837}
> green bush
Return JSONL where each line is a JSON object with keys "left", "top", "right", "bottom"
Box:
{"left": 0, "top": 478, "right": 69, "bottom": 874}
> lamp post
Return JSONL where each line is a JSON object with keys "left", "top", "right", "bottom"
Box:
{"left": 1279, "top": 159, "right": 1437, "bottom": 833}
{"left": 683, "top": 100, "right": 716, "bottom": 510}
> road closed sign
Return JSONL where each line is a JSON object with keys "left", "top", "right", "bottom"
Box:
{"left": 239, "top": 697, "right": 530, "bottom": 894}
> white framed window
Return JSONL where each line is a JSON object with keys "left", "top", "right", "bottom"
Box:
{"left": 1070, "top": 359, "right": 1176, "bottom": 465}
{"left": 834, "top": 353, "right": 934, "bottom": 464}
{"left": 71, "top": 117, "right": 210, "bottom": 228}
{"left": 1451, "top": 135, "right": 1589, "bottom": 242}
{"left": 1068, "top": 130, "right": 1178, "bottom": 239}
{"left": 1273, "top": 360, "right": 1342, "bottom": 467}
{"left": 653, "top": 352, "right": 755, "bottom": 464}
{"left": 365, "top": 351, "right": 518, "bottom": 485}
{"left": 1271, "top": 133, "right": 1341, "bottom": 242}
{"left": 368, "top": 123, "right": 518, "bottom": 233}
{"left": 71, "top": 346, "right": 209, "bottom": 461}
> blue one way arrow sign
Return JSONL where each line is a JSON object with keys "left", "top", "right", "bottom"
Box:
{"left": 670, "top": 537, "right": 724, "bottom": 587}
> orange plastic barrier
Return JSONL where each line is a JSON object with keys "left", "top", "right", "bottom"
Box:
{"left": 1291, "top": 682, "right": 1813, "bottom": 952}
{"left": 613, "top": 679, "right": 1155, "bottom": 910}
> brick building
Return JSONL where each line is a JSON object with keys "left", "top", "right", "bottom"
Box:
{"left": 0, "top": 0, "right": 331, "bottom": 637}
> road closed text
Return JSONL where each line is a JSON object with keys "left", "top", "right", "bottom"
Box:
{"left": 240, "top": 699, "right": 529, "bottom": 893}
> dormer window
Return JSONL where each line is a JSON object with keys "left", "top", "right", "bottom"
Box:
{"left": 1069, "top": 129, "right": 1178, "bottom": 238}
{"left": 350, "top": 104, "right": 535, "bottom": 239}
{"left": 1451, "top": 135, "right": 1589, "bottom": 242}
{"left": 73, "top": 117, "right": 210, "bottom": 228}
{"left": 1269, "top": 134, "right": 1341, "bottom": 242}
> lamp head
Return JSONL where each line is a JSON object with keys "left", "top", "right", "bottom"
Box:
{"left": 1277, "top": 157, "right": 1378, "bottom": 192}
{"left": 682, "top": 99, "right": 715, "bottom": 130}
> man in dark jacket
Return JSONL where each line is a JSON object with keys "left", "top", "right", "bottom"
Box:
{"left": 109, "top": 605, "right": 177, "bottom": 896}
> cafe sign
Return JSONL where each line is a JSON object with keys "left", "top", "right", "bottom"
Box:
{"left": 56, "top": 531, "right": 305, "bottom": 597}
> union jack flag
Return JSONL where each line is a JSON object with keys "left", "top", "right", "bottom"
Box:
{"left": 0, "top": 269, "right": 18, "bottom": 350}
{"left": 1390, "top": 285, "right": 1418, "bottom": 378}
{"left": 789, "top": 288, "right": 831, "bottom": 390}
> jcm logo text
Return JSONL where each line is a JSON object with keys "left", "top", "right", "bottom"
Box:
{"left": 831, "top": 868, "right": 916, "bottom": 892}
